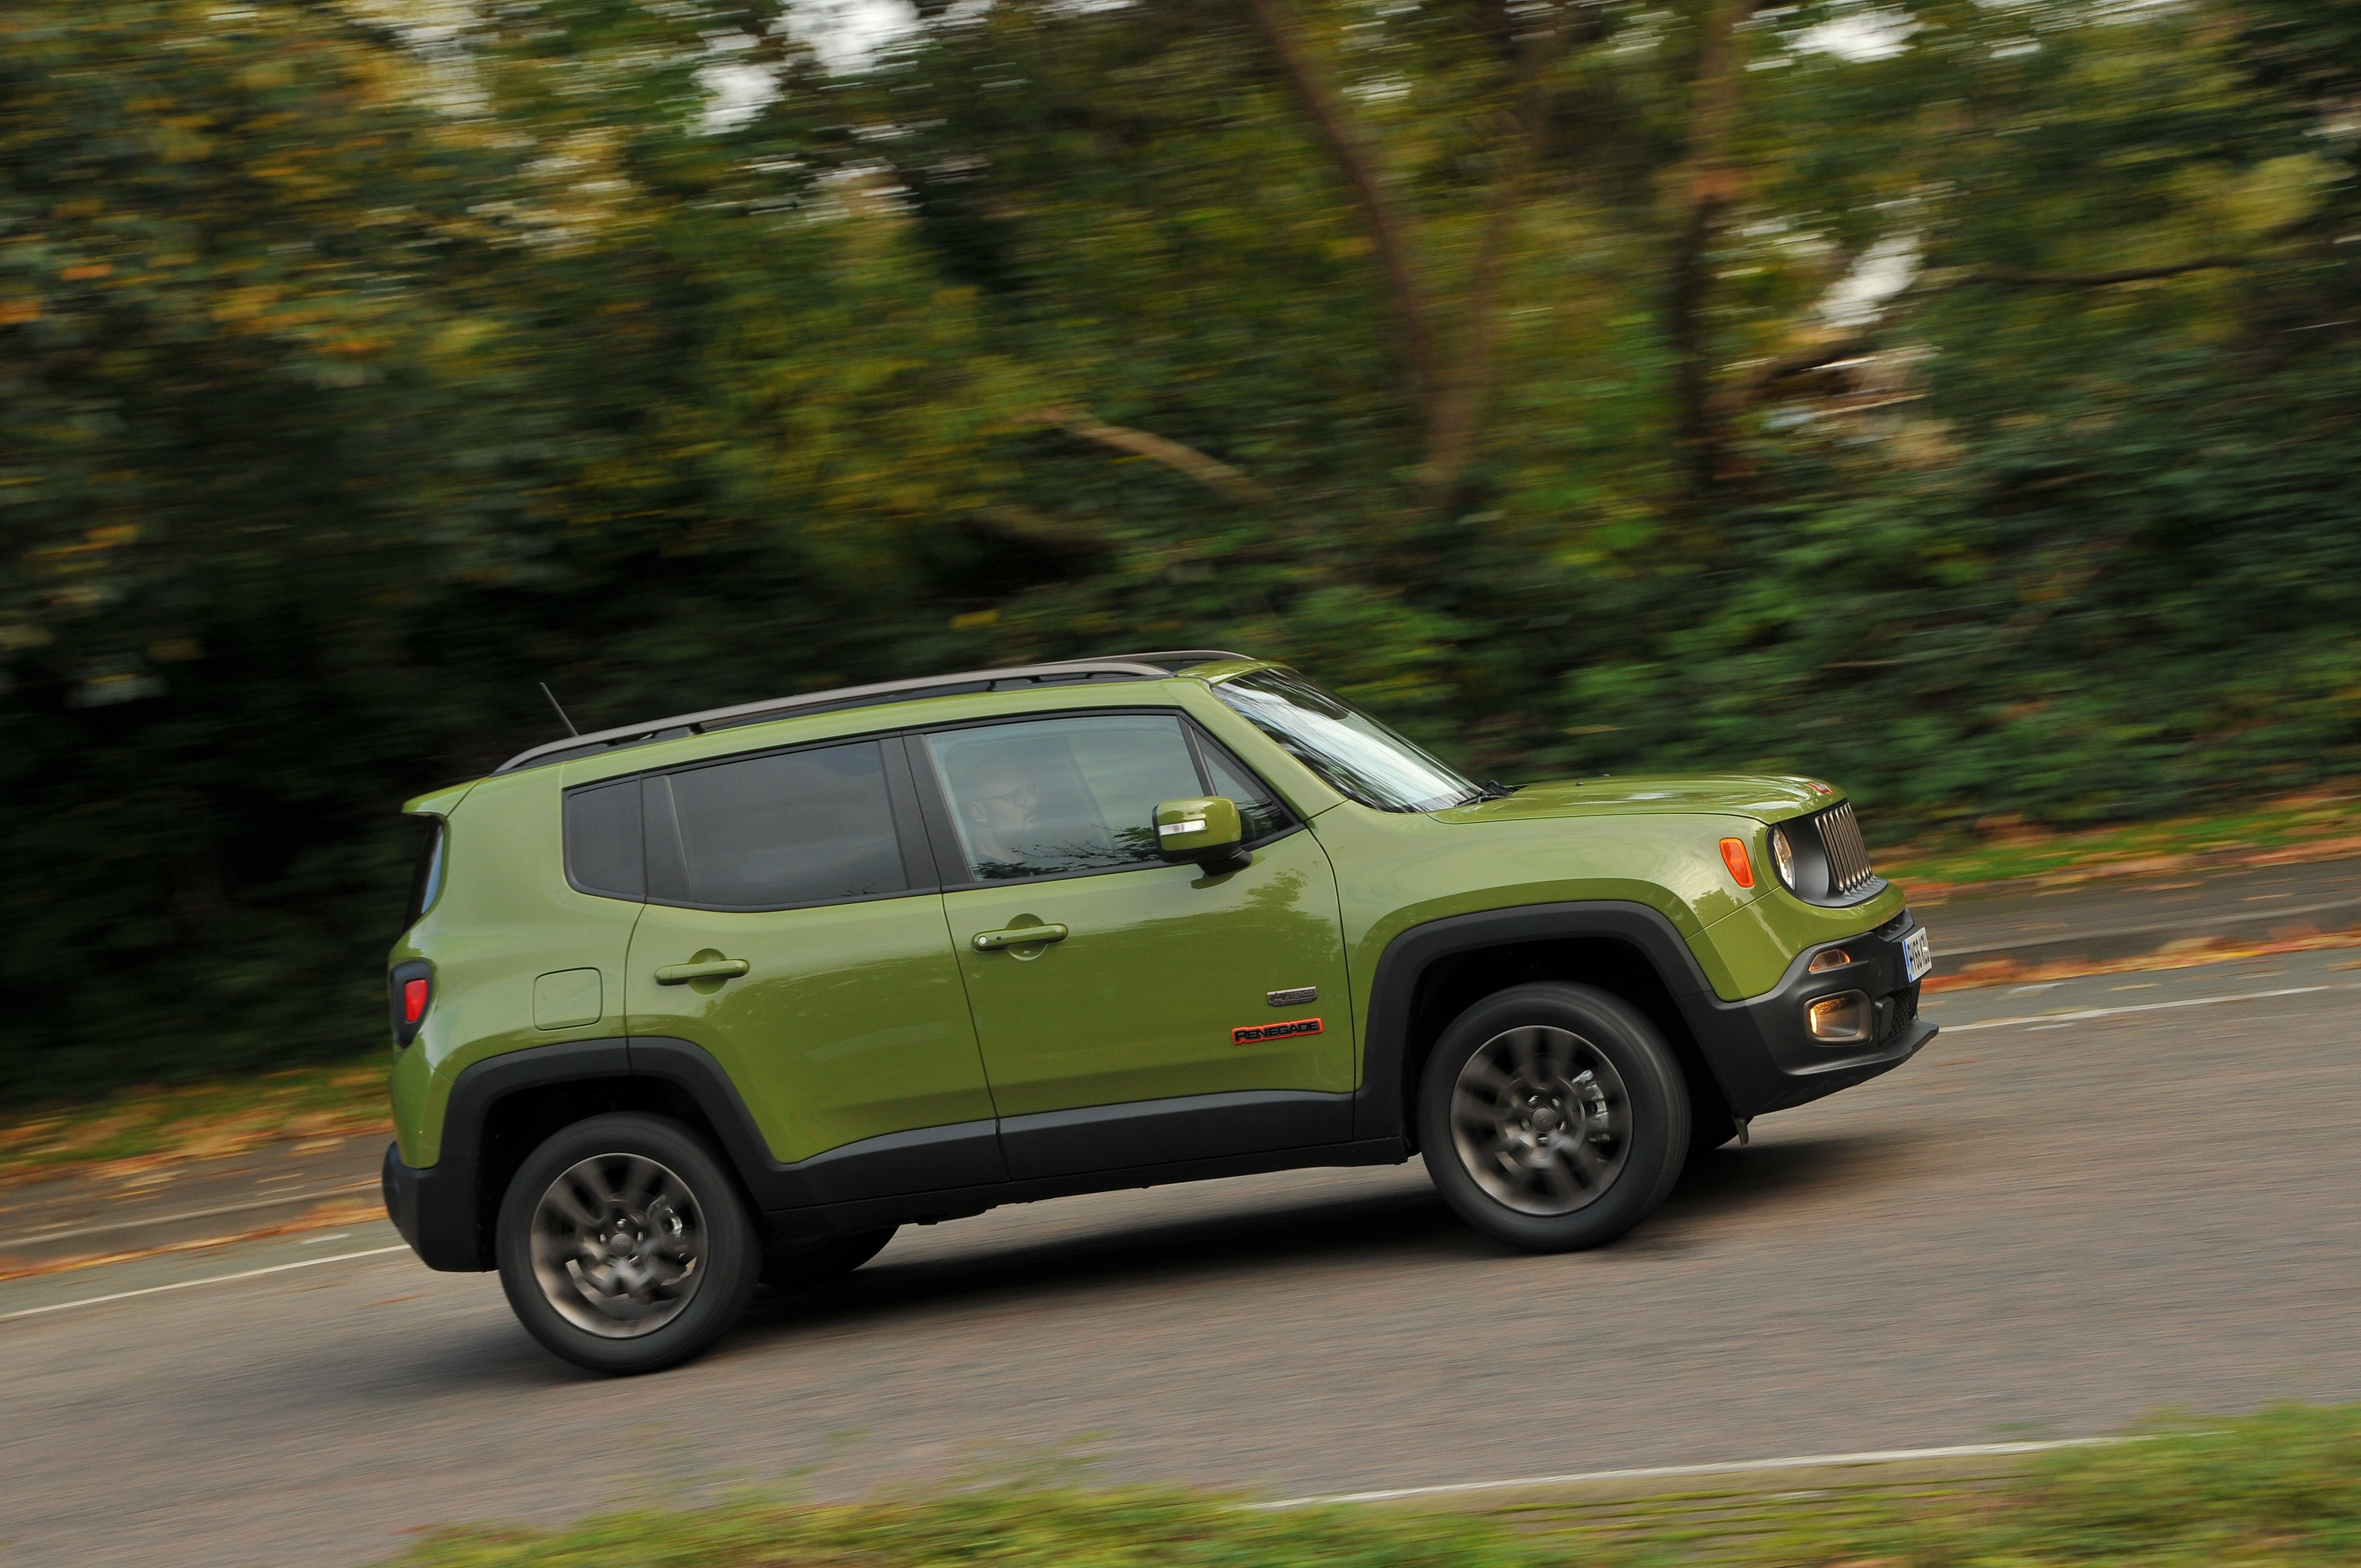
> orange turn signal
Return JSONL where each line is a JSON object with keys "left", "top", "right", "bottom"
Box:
{"left": 1718, "top": 837, "right": 1755, "bottom": 889}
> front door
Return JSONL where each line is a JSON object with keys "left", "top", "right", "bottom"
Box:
{"left": 623, "top": 736, "right": 1002, "bottom": 1195}
{"left": 920, "top": 712, "right": 1354, "bottom": 1178}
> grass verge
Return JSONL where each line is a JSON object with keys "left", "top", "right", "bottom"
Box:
{"left": 1879, "top": 786, "right": 2361, "bottom": 895}
{"left": 382, "top": 1406, "right": 2361, "bottom": 1568}
{"left": 0, "top": 1056, "right": 388, "bottom": 1186}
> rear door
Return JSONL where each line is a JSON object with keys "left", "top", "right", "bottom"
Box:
{"left": 918, "top": 711, "right": 1354, "bottom": 1178}
{"left": 621, "top": 735, "right": 1002, "bottom": 1189}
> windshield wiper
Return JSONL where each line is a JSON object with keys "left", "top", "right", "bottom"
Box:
{"left": 1471, "top": 779, "right": 1522, "bottom": 802}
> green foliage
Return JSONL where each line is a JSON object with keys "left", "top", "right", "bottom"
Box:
{"left": 1999, "top": 1408, "right": 2361, "bottom": 1565}
{"left": 376, "top": 1406, "right": 2361, "bottom": 1568}
{"left": 385, "top": 1489, "right": 1524, "bottom": 1568}
{"left": 3, "top": 0, "right": 2357, "bottom": 1092}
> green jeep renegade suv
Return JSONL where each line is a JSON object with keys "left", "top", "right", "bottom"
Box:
{"left": 382, "top": 652, "right": 1934, "bottom": 1373}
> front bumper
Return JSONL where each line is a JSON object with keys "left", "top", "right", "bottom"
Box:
{"left": 1681, "top": 908, "right": 1936, "bottom": 1119}
{"left": 380, "top": 1141, "right": 486, "bottom": 1272}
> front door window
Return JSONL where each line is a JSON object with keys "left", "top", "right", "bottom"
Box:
{"left": 928, "top": 714, "right": 1201, "bottom": 881}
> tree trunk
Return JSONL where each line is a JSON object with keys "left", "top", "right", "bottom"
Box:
{"left": 1242, "top": 0, "right": 1439, "bottom": 440}
{"left": 1663, "top": 0, "right": 1753, "bottom": 508}
{"left": 1422, "top": 18, "right": 1562, "bottom": 507}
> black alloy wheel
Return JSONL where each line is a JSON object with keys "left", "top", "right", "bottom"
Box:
{"left": 496, "top": 1112, "right": 763, "bottom": 1375}
{"left": 1417, "top": 982, "right": 1690, "bottom": 1251}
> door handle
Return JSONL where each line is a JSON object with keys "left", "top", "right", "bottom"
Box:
{"left": 655, "top": 957, "right": 750, "bottom": 984}
{"left": 971, "top": 924, "right": 1069, "bottom": 951}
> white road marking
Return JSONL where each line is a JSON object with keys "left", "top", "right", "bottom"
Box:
{"left": 1256, "top": 1436, "right": 2127, "bottom": 1508}
{"left": 0, "top": 1178, "right": 382, "bottom": 1249}
{"left": 1935, "top": 983, "right": 2343, "bottom": 1035}
{"left": 0, "top": 1245, "right": 409, "bottom": 1324}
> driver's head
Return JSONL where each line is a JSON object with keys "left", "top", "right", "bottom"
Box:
{"left": 957, "top": 754, "right": 1040, "bottom": 848}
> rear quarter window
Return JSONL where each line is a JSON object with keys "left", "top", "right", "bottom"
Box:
{"left": 564, "top": 780, "right": 646, "bottom": 900}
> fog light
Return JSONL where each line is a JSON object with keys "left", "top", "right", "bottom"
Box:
{"left": 1807, "top": 948, "right": 1852, "bottom": 973}
{"left": 1806, "top": 990, "right": 1870, "bottom": 1043}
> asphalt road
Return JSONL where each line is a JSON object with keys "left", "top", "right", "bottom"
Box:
{"left": 7, "top": 950, "right": 2359, "bottom": 1567}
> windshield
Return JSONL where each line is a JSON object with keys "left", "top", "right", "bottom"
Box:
{"left": 1211, "top": 668, "right": 1479, "bottom": 813}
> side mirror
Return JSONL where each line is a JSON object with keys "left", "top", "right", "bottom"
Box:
{"left": 1155, "top": 796, "right": 1250, "bottom": 873}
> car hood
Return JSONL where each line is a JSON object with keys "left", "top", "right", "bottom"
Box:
{"left": 1431, "top": 774, "right": 1837, "bottom": 825}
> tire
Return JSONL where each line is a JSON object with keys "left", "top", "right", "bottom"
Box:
{"left": 495, "top": 1113, "right": 762, "bottom": 1375}
{"left": 1417, "top": 982, "right": 1690, "bottom": 1251}
{"left": 760, "top": 1227, "right": 896, "bottom": 1292}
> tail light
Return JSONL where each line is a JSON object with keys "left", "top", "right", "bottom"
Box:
{"left": 389, "top": 960, "right": 434, "bottom": 1048}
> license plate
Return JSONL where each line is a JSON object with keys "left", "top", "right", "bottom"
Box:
{"left": 1903, "top": 927, "right": 1933, "bottom": 982}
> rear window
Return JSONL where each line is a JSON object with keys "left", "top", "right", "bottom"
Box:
{"left": 403, "top": 818, "right": 447, "bottom": 928}
{"left": 647, "top": 740, "right": 908, "bottom": 910}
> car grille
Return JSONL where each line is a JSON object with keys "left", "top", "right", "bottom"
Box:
{"left": 1815, "top": 801, "right": 1876, "bottom": 896}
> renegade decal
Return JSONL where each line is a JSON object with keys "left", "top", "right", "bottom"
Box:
{"left": 1233, "top": 1016, "right": 1323, "bottom": 1046}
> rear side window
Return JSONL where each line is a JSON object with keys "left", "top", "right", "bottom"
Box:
{"left": 564, "top": 780, "right": 645, "bottom": 900}
{"left": 648, "top": 740, "right": 907, "bottom": 910}
{"left": 403, "top": 818, "right": 447, "bottom": 927}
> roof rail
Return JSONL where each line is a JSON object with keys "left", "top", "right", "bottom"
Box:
{"left": 1088, "top": 649, "right": 1258, "bottom": 670}
{"left": 492, "top": 657, "right": 1217, "bottom": 776}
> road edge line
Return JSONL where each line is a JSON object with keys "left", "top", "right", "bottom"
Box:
{"left": 1253, "top": 1436, "right": 2126, "bottom": 1509}
{"left": 0, "top": 1245, "right": 410, "bottom": 1324}
{"left": 1938, "top": 983, "right": 2341, "bottom": 1035}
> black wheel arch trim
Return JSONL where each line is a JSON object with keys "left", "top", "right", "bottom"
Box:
{"left": 1351, "top": 900, "right": 1932, "bottom": 1140}
{"left": 388, "top": 1036, "right": 1007, "bottom": 1271}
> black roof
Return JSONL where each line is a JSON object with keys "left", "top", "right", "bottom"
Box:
{"left": 494, "top": 650, "right": 1255, "bottom": 775}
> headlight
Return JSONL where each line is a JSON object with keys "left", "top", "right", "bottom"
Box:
{"left": 1769, "top": 825, "right": 1797, "bottom": 890}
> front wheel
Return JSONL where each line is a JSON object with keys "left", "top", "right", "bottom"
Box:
{"left": 1417, "top": 982, "right": 1690, "bottom": 1251}
{"left": 495, "top": 1113, "right": 762, "bottom": 1375}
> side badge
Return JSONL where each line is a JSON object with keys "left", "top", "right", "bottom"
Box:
{"left": 1234, "top": 1017, "right": 1323, "bottom": 1046}
{"left": 1266, "top": 986, "right": 1317, "bottom": 1007}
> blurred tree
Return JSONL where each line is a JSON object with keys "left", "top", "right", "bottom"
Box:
{"left": 1, "top": 0, "right": 2354, "bottom": 1093}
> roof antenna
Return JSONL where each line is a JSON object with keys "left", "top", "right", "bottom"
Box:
{"left": 539, "top": 682, "right": 580, "bottom": 738}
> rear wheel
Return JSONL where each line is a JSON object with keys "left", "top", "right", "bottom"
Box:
{"left": 1417, "top": 982, "right": 1689, "bottom": 1251}
{"left": 496, "top": 1113, "right": 761, "bottom": 1375}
